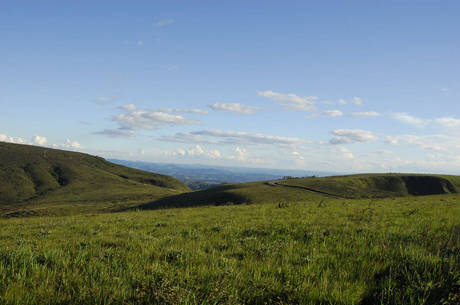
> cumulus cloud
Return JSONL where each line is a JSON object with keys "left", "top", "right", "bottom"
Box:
{"left": 32, "top": 135, "right": 47, "bottom": 146}
{"left": 112, "top": 104, "right": 199, "bottom": 131}
{"left": 209, "top": 103, "right": 258, "bottom": 115}
{"left": 338, "top": 99, "right": 347, "bottom": 105}
{"left": 393, "top": 113, "right": 426, "bottom": 127}
{"left": 52, "top": 139, "right": 82, "bottom": 150}
{"left": 165, "top": 145, "right": 222, "bottom": 159}
{"left": 322, "top": 110, "right": 343, "bottom": 117}
{"left": 160, "top": 130, "right": 306, "bottom": 146}
{"left": 329, "top": 129, "right": 377, "bottom": 144}
{"left": 155, "top": 18, "right": 175, "bottom": 27}
{"left": 0, "top": 134, "right": 26, "bottom": 144}
{"left": 231, "top": 146, "right": 248, "bottom": 161}
{"left": 350, "top": 111, "right": 380, "bottom": 118}
{"left": 257, "top": 90, "right": 317, "bottom": 112}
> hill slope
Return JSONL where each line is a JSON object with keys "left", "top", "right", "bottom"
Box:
{"left": 0, "top": 142, "right": 190, "bottom": 212}
{"left": 277, "top": 173, "right": 460, "bottom": 198}
{"left": 139, "top": 173, "right": 460, "bottom": 210}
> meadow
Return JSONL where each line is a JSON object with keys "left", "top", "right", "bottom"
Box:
{"left": 0, "top": 194, "right": 458, "bottom": 305}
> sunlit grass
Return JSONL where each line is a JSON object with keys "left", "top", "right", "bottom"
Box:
{"left": 0, "top": 194, "right": 458, "bottom": 304}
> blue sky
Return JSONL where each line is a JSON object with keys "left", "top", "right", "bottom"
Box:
{"left": 1, "top": 1, "right": 459, "bottom": 173}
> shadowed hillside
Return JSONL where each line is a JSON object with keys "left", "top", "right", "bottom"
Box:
{"left": 0, "top": 142, "right": 190, "bottom": 213}
{"left": 277, "top": 173, "right": 460, "bottom": 199}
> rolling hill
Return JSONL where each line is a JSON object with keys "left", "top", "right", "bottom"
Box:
{"left": 0, "top": 142, "right": 190, "bottom": 215}
{"left": 138, "top": 173, "right": 460, "bottom": 210}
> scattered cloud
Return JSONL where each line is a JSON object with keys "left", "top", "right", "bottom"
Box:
{"left": 351, "top": 96, "right": 363, "bottom": 105}
{"left": 257, "top": 90, "right": 317, "bottom": 112}
{"left": 322, "top": 110, "right": 343, "bottom": 117}
{"left": 434, "top": 117, "right": 460, "bottom": 129}
{"left": 165, "top": 145, "right": 222, "bottom": 159}
{"left": 340, "top": 147, "right": 354, "bottom": 159}
{"left": 338, "top": 99, "right": 347, "bottom": 105}
{"left": 231, "top": 146, "right": 248, "bottom": 161}
{"left": 160, "top": 108, "right": 208, "bottom": 115}
{"left": 209, "top": 103, "right": 258, "bottom": 115}
{"left": 155, "top": 18, "right": 175, "bottom": 27}
{"left": 161, "top": 129, "right": 306, "bottom": 146}
{"left": 385, "top": 134, "right": 452, "bottom": 152}
{"left": 329, "top": 129, "right": 377, "bottom": 144}
{"left": 137, "top": 40, "right": 144, "bottom": 46}
{"left": 0, "top": 134, "right": 26, "bottom": 144}
{"left": 112, "top": 104, "right": 199, "bottom": 131}
{"left": 393, "top": 113, "right": 426, "bottom": 127}
{"left": 32, "top": 135, "right": 47, "bottom": 146}
{"left": 350, "top": 111, "right": 380, "bottom": 118}
{"left": 440, "top": 88, "right": 449, "bottom": 92}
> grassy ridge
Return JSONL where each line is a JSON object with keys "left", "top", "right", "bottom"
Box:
{"left": 139, "top": 174, "right": 460, "bottom": 210}
{"left": 0, "top": 194, "right": 458, "bottom": 304}
{"left": 138, "top": 181, "right": 327, "bottom": 210}
{"left": 277, "top": 174, "right": 460, "bottom": 199}
{"left": 0, "top": 142, "right": 189, "bottom": 215}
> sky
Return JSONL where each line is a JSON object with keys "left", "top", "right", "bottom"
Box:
{"left": 1, "top": 0, "right": 459, "bottom": 173}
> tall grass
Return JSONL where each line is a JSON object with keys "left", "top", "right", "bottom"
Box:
{"left": 0, "top": 194, "right": 458, "bottom": 304}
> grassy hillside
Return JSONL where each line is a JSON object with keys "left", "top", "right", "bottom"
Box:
{"left": 277, "top": 173, "right": 460, "bottom": 199}
{"left": 138, "top": 181, "right": 327, "bottom": 210}
{"left": 138, "top": 173, "right": 460, "bottom": 210}
{"left": 0, "top": 142, "right": 189, "bottom": 215}
{"left": 0, "top": 194, "right": 458, "bottom": 304}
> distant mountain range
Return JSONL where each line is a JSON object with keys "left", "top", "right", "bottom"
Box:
{"left": 108, "top": 159, "right": 338, "bottom": 189}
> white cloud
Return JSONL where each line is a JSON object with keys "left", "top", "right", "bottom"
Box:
{"left": 63, "top": 139, "right": 81, "bottom": 149}
{"left": 187, "top": 145, "right": 204, "bottom": 156}
{"left": 112, "top": 104, "right": 199, "bottom": 131}
{"left": 257, "top": 90, "right": 317, "bottom": 112}
{"left": 137, "top": 40, "right": 144, "bottom": 46}
{"left": 385, "top": 134, "right": 454, "bottom": 152}
{"left": 160, "top": 130, "right": 307, "bottom": 147}
{"left": 32, "top": 135, "right": 47, "bottom": 146}
{"left": 155, "top": 18, "right": 175, "bottom": 27}
{"left": 393, "top": 113, "right": 426, "bottom": 127}
{"left": 338, "top": 98, "right": 347, "bottom": 105}
{"left": 231, "top": 146, "right": 248, "bottom": 161}
{"left": 350, "top": 111, "right": 380, "bottom": 118}
{"left": 440, "top": 88, "right": 449, "bottom": 92}
{"left": 209, "top": 103, "right": 258, "bottom": 115}
{"left": 352, "top": 96, "right": 363, "bottom": 105}
{"left": 329, "top": 129, "right": 377, "bottom": 144}
{"left": 322, "top": 110, "right": 343, "bottom": 117}
{"left": 0, "top": 134, "right": 27, "bottom": 144}
{"left": 166, "top": 145, "right": 222, "bottom": 159}
{"left": 340, "top": 147, "right": 354, "bottom": 159}
{"left": 434, "top": 117, "right": 460, "bottom": 129}
{"left": 160, "top": 108, "right": 208, "bottom": 115}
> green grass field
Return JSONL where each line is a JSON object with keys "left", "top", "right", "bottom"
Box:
{"left": 0, "top": 194, "right": 458, "bottom": 304}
